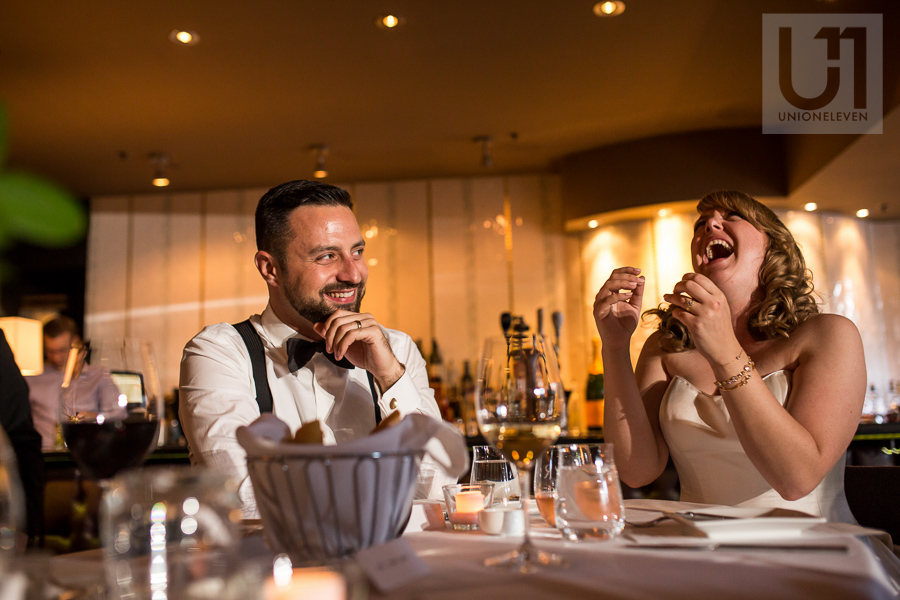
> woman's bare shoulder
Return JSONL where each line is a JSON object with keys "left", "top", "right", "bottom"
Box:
{"left": 796, "top": 312, "right": 861, "bottom": 337}
{"left": 793, "top": 313, "right": 863, "bottom": 355}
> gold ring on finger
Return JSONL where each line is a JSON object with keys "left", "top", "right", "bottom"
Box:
{"left": 355, "top": 320, "right": 363, "bottom": 330}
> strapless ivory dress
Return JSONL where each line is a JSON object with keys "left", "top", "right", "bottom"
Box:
{"left": 659, "top": 370, "right": 855, "bottom": 522}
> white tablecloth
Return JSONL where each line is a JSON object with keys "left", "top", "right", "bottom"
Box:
{"left": 45, "top": 500, "right": 900, "bottom": 600}
{"left": 381, "top": 500, "right": 900, "bottom": 600}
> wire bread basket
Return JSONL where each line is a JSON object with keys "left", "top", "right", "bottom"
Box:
{"left": 247, "top": 449, "right": 424, "bottom": 563}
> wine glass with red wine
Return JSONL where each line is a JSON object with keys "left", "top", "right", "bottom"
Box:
{"left": 59, "top": 339, "right": 163, "bottom": 482}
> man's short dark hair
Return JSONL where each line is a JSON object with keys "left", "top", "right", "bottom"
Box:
{"left": 255, "top": 180, "right": 354, "bottom": 263}
{"left": 44, "top": 315, "right": 79, "bottom": 339}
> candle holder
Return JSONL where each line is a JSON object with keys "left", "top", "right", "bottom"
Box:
{"left": 442, "top": 483, "right": 494, "bottom": 531}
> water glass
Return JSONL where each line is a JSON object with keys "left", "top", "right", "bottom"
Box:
{"left": 554, "top": 443, "right": 624, "bottom": 541}
{"left": 101, "top": 466, "right": 244, "bottom": 600}
{"left": 470, "top": 445, "right": 519, "bottom": 505}
{"left": 533, "top": 446, "right": 560, "bottom": 527}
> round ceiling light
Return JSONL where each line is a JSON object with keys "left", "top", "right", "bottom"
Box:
{"left": 169, "top": 29, "right": 200, "bottom": 46}
{"left": 593, "top": 2, "right": 626, "bottom": 17}
{"left": 375, "top": 14, "right": 405, "bottom": 29}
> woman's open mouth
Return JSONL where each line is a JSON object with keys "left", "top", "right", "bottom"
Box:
{"left": 705, "top": 239, "right": 734, "bottom": 263}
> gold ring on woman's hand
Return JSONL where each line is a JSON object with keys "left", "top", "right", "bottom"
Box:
{"left": 684, "top": 297, "right": 695, "bottom": 311}
{"left": 355, "top": 320, "right": 363, "bottom": 330}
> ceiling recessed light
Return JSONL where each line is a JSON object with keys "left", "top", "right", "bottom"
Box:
{"left": 657, "top": 208, "right": 670, "bottom": 217}
{"left": 376, "top": 14, "right": 405, "bottom": 29}
{"left": 856, "top": 208, "right": 869, "bottom": 218}
{"left": 588, "top": 219, "right": 599, "bottom": 229}
{"left": 169, "top": 29, "right": 200, "bottom": 46}
{"left": 593, "top": 1, "right": 625, "bottom": 17}
{"left": 804, "top": 202, "right": 818, "bottom": 211}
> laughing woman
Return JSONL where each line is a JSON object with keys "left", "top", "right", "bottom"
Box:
{"left": 593, "top": 190, "right": 863, "bottom": 521}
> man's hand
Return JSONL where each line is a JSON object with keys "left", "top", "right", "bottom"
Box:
{"left": 313, "top": 310, "right": 405, "bottom": 391}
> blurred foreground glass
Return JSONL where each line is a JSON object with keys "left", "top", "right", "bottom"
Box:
{"left": 102, "top": 467, "right": 247, "bottom": 600}
{"left": 470, "top": 445, "right": 519, "bottom": 505}
{"left": 0, "top": 424, "right": 25, "bottom": 554}
{"left": 554, "top": 443, "right": 624, "bottom": 541}
{"left": 533, "top": 446, "right": 562, "bottom": 527}
{"left": 474, "top": 333, "right": 565, "bottom": 572}
{"left": 59, "top": 339, "right": 163, "bottom": 482}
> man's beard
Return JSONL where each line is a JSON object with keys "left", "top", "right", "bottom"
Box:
{"left": 286, "top": 283, "right": 366, "bottom": 326}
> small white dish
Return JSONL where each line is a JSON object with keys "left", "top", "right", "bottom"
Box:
{"left": 479, "top": 507, "right": 524, "bottom": 536}
{"left": 690, "top": 517, "right": 826, "bottom": 541}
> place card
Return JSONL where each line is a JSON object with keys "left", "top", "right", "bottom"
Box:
{"left": 355, "top": 537, "right": 430, "bottom": 593}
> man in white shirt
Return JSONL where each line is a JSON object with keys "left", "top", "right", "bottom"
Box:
{"left": 179, "top": 180, "right": 451, "bottom": 517}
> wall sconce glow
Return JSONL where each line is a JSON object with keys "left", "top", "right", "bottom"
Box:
{"left": 657, "top": 208, "right": 670, "bottom": 218}
{"left": 804, "top": 202, "right": 818, "bottom": 212}
{"left": 856, "top": 208, "right": 869, "bottom": 218}
{"left": 169, "top": 29, "right": 200, "bottom": 46}
{"left": 588, "top": 220, "right": 599, "bottom": 229}
{"left": 593, "top": 1, "right": 626, "bottom": 17}
{"left": 376, "top": 14, "right": 405, "bottom": 29}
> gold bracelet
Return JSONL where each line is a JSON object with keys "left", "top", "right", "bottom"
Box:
{"left": 714, "top": 356, "right": 755, "bottom": 391}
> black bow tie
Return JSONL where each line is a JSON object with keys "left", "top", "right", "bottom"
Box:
{"left": 285, "top": 338, "right": 354, "bottom": 372}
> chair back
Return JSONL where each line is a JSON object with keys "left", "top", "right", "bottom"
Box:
{"left": 844, "top": 465, "right": 900, "bottom": 544}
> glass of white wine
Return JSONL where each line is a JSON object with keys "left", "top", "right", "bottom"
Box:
{"left": 474, "top": 333, "right": 565, "bottom": 572}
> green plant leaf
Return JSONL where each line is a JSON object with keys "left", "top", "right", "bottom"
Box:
{"left": 0, "top": 171, "right": 86, "bottom": 246}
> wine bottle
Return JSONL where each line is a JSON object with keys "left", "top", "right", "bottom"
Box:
{"left": 459, "top": 360, "right": 478, "bottom": 436}
{"left": 586, "top": 337, "right": 605, "bottom": 430}
{"left": 428, "top": 340, "right": 452, "bottom": 422}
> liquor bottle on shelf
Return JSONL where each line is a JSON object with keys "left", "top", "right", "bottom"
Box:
{"left": 566, "top": 388, "right": 588, "bottom": 437}
{"left": 586, "top": 337, "right": 605, "bottom": 430}
{"left": 459, "top": 360, "right": 479, "bottom": 436}
{"left": 862, "top": 384, "right": 885, "bottom": 424}
{"left": 445, "top": 360, "right": 465, "bottom": 433}
{"left": 888, "top": 381, "right": 900, "bottom": 423}
{"left": 428, "top": 339, "right": 453, "bottom": 422}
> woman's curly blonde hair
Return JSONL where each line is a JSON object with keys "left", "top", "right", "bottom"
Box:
{"left": 647, "top": 190, "right": 819, "bottom": 352}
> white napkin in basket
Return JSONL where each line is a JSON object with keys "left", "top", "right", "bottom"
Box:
{"left": 235, "top": 413, "right": 467, "bottom": 559}
{"left": 236, "top": 412, "right": 468, "bottom": 476}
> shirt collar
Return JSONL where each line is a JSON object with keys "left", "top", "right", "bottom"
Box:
{"left": 260, "top": 303, "right": 318, "bottom": 348}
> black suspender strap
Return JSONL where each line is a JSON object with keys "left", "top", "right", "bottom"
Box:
{"left": 232, "top": 319, "right": 381, "bottom": 424}
{"left": 232, "top": 319, "right": 274, "bottom": 414}
{"left": 368, "top": 371, "right": 382, "bottom": 425}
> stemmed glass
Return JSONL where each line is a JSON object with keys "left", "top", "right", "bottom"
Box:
{"left": 58, "top": 339, "right": 163, "bottom": 482}
{"left": 474, "top": 333, "right": 565, "bottom": 572}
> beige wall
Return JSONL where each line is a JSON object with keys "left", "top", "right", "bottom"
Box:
{"left": 87, "top": 175, "right": 900, "bottom": 408}
{"left": 86, "top": 175, "right": 578, "bottom": 395}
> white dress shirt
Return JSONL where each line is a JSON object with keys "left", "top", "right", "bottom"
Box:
{"left": 179, "top": 303, "right": 451, "bottom": 517}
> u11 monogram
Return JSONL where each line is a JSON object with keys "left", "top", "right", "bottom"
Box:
{"left": 779, "top": 26, "right": 867, "bottom": 111}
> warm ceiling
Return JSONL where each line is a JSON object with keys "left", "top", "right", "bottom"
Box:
{"left": 1, "top": 0, "right": 897, "bottom": 217}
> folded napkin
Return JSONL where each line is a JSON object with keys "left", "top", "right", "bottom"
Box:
{"left": 236, "top": 413, "right": 468, "bottom": 561}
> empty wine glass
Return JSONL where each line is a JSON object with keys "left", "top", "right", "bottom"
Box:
{"left": 474, "top": 333, "right": 565, "bottom": 572}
